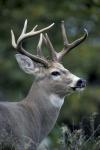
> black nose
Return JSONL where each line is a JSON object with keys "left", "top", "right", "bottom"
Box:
{"left": 76, "top": 79, "right": 86, "bottom": 88}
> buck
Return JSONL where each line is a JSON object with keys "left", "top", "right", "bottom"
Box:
{"left": 0, "top": 20, "right": 88, "bottom": 150}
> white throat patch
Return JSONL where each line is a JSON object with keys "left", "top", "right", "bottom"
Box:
{"left": 49, "top": 94, "right": 64, "bottom": 108}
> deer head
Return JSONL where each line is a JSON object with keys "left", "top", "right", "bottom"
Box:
{"left": 11, "top": 20, "right": 88, "bottom": 99}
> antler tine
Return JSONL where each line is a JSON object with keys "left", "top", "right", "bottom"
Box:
{"left": 11, "top": 19, "right": 55, "bottom": 67}
{"left": 32, "top": 25, "right": 38, "bottom": 31}
{"left": 43, "top": 33, "right": 57, "bottom": 61}
{"left": 17, "top": 20, "right": 55, "bottom": 47}
{"left": 21, "top": 19, "right": 28, "bottom": 36}
{"left": 57, "top": 21, "right": 88, "bottom": 61}
{"left": 37, "top": 33, "right": 44, "bottom": 57}
{"left": 11, "top": 29, "right": 16, "bottom": 49}
{"left": 61, "top": 21, "right": 69, "bottom": 46}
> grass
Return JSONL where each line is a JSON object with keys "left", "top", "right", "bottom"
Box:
{"left": 59, "top": 114, "right": 100, "bottom": 150}
{"left": 0, "top": 145, "right": 15, "bottom": 150}
{"left": 39, "top": 113, "right": 100, "bottom": 150}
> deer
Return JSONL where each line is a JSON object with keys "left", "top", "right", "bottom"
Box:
{"left": 0, "top": 20, "right": 88, "bottom": 150}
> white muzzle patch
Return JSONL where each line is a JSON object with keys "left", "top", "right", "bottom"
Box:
{"left": 69, "top": 73, "right": 80, "bottom": 88}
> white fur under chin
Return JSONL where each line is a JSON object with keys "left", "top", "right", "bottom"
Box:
{"left": 76, "top": 87, "right": 85, "bottom": 92}
{"left": 49, "top": 94, "right": 64, "bottom": 108}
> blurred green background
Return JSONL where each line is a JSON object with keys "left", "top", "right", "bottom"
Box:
{"left": 0, "top": 0, "right": 100, "bottom": 148}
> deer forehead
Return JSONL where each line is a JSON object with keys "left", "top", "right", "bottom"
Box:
{"left": 48, "top": 62, "right": 67, "bottom": 72}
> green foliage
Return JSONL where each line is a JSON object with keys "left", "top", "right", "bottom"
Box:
{"left": 43, "top": 114, "right": 100, "bottom": 149}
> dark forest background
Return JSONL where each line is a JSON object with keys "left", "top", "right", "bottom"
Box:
{"left": 0, "top": 0, "right": 100, "bottom": 149}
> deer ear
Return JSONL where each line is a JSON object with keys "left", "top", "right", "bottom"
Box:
{"left": 15, "top": 54, "right": 37, "bottom": 74}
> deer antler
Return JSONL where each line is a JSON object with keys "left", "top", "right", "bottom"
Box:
{"left": 43, "top": 21, "right": 88, "bottom": 62}
{"left": 11, "top": 19, "right": 54, "bottom": 67}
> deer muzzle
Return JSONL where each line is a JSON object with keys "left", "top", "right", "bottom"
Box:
{"left": 72, "top": 79, "right": 86, "bottom": 91}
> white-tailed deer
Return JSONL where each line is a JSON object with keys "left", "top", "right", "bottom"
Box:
{"left": 0, "top": 20, "right": 88, "bottom": 150}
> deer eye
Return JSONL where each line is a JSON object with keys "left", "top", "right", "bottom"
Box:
{"left": 51, "top": 71, "right": 60, "bottom": 76}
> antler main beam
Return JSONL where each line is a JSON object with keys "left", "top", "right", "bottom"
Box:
{"left": 11, "top": 19, "right": 54, "bottom": 67}
{"left": 43, "top": 21, "right": 88, "bottom": 62}
{"left": 58, "top": 21, "right": 88, "bottom": 61}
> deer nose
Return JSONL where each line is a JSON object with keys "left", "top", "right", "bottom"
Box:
{"left": 76, "top": 79, "right": 86, "bottom": 88}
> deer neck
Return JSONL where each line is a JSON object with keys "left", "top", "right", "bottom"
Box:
{"left": 25, "top": 81, "right": 64, "bottom": 108}
{"left": 23, "top": 81, "right": 64, "bottom": 141}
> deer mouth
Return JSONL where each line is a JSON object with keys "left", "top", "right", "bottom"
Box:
{"left": 71, "top": 86, "right": 85, "bottom": 91}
